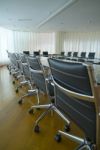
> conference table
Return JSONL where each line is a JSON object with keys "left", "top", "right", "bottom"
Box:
{"left": 40, "top": 56, "right": 100, "bottom": 84}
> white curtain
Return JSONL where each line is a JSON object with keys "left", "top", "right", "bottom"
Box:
{"left": 1, "top": 29, "right": 100, "bottom": 65}
{"left": 13, "top": 31, "right": 55, "bottom": 54}
{"left": 0, "top": 27, "right": 14, "bottom": 65}
{"left": 63, "top": 32, "right": 100, "bottom": 58}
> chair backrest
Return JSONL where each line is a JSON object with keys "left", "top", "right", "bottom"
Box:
{"left": 33, "top": 51, "right": 40, "bottom": 56}
{"left": 48, "top": 58, "right": 96, "bottom": 144}
{"left": 43, "top": 51, "right": 48, "bottom": 57}
{"left": 28, "top": 57, "right": 47, "bottom": 93}
{"left": 80, "top": 52, "right": 86, "bottom": 58}
{"left": 67, "top": 52, "right": 72, "bottom": 57}
{"left": 88, "top": 52, "right": 95, "bottom": 59}
{"left": 61, "top": 52, "right": 65, "bottom": 56}
{"left": 23, "top": 51, "right": 30, "bottom": 55}
{"left": 73, "top": 52, "right": 78, "bottom": 57}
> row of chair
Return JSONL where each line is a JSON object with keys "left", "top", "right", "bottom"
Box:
{"left": 7, "top": 51, "right": 100, "bottom": 150}
{"left": 22, "top": 51, "right": 100, "bottom": 65}
{"left": 23, "top": 50, "right": 48, "bottom": 57}
{"left": 60, "top": 51, "right": 98, "bottom": 63}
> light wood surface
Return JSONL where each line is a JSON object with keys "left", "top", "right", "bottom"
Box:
{"left": 0, "top": 67, "right": 84, "bottom": 150}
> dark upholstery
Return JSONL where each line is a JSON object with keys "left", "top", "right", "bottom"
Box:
{"left": 43, "top": 51, "right": 48, "bottom": 57}
{"left": 80, "top": 52, "right": 86, "bottom": 58}
{"left": 88, "top": 52, "right": 95, "bottom": 59}
{"left": 48, "top": 58, "right": 96, "bottom": 143}
{"left": 33, "top": 51, "right": 40, "bottom": 56}
{"left": 23, "top": 51, "right": 30, "bottom": 55}
{"left": 67, "top": 52, "right": 72, "bottom": 57}
{"left": 73, "top": 52, "right": 78, "bottom": 57}
{"left": 61, "top": 52, "right": 65, "bottom": 56}
{"left": 49, "top": 59, "right": 92, "bottom": 96}
{"left": 78, "top": 52, "right": 86, "bottom": 62}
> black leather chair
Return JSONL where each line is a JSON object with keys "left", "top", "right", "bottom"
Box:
{"left": 78, "top": 52, "right": 86, "bottom": 62}
{"left": 61, "top": 52, "right": 65, "bottom": 56}
{"left": 80, "top": 52, "right": 86, "bottom": 58}
{"left": 71, "top": 52, "right": 78, "bottom": 61}
{"left": 87, "top": 52, "right": 95, "bottom": 63}
{"left": 48, "top": 58, "right": 100, "bottom": 150}
{"left": 23, "top": 51, "right": 30, "bottom": 55}
{"left": 88, "top": 52, "right": 95, "bottom": 59}
{"left": 43, "top": 51, "right": 48, "bottom": 57}
{"left": 33, "top": 51, "right": 40, "bottom": 56}
{"left": 66, "top": 51, "right": 72, "bottom": 60}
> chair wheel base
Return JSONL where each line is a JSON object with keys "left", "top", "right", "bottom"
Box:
{"left": 12, "top": 81, "right": 15, "bottom": 84}
{"left": 34, "top": 125, "right": 40, "bottom": 133}
{"left": 18, "top": 99, "right": 22, "bottom": 104}
{"left": 64, "top": 124, "right": 70, "bottom": 132}
{"left": 15, "top": 88, "right": 19, "bottom": 93}
{"left": 55, "top": 133, "right": 61, "bottom": 142}
{"left": 28, "top": 108, "right": 34, "bottom": 114}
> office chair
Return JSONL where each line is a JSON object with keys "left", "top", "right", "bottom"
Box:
{"left": 17, "top": 55, "right": 39, "bottom": 104}
{"left": 43, "top": 51, "right": 48, "bottom": 57}
{"left": 27, "top": 56, "right": 55, "bottom": 116}
{"left": 7, "top": 52, "right": 21, "bottom": 84}
{"left": 23, "top": 51, "right": 30, "bottom": 55}
{"left": 78, "top": 52, "right": 86, "bottom": 62}
{"left": 33, "top": 51, "right": 40, "bottom": 56}
{"left": 29, "top": 57, "right": 70, "bottom": 133}
{"left": 48, "top": 58, "right": 100, "bottom": 150}
{"left": 15, "top": 53, "right": 32, "bottom": 93}
{"left": 87, "top": 52, "right": 95, "bottom": 63}
{"left": 71, "top": 52, "right": 78, "bottom": 61}
{"left": 88, "top": 52, "right": 95, "bottom": 59}
{"left": 66, "top": 51, "right": 72, "bottom": 60}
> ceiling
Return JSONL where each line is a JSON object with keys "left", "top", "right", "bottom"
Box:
{"left": 0, "top": 0, "right": 100, "bottom": 32}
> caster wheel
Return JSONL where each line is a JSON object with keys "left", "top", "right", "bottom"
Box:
{"left": 34, "top": 125, "right": 40, "bottom": 133}
{"left": 9, "top": 72, "right": 11, "bottom": 75}
{"left": 28, "top": 108, "right": 34, "bottom": 114}
{"left": 90, "top": 144, "right": 96, "bottom": 150}
{"left": 55, "top": 133, "right": 61, "bottom": 142}
{"left": 18, "top": 99, "right": 22, "bottom": 104}
{"left": 64, "top": 124, "right": 70, "bottom": 132}
{"left": 12, "top": 81, "right": 15, "bottom": 84}
{"left": 15, "top": 88, "right": 19, "bottom": 93}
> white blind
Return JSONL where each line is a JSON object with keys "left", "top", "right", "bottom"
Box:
{"left": 0, "top": 27, "right": 14, "bottom": 65}
{"left": 13, "top": 31, "right": 55, "bottom": 54}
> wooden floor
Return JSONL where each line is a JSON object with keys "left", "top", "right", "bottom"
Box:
{"left": 0, "top": 66, "right": 84, "bottom": 150}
